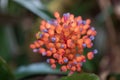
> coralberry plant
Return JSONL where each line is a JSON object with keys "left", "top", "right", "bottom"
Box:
{"left": 30, "top": 12, "right": 97, "bottom": 75}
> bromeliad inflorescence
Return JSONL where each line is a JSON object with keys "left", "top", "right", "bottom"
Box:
{"left": 30, "top": 12, "right": 97, "bottom": 75}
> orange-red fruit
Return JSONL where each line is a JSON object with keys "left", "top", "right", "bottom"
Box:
{"left": 87, "top": 43, "right": 92, "bottom": 48}
{"left": 38, "top": 40, "right": 44, "bottom": 46}
{"left": 76, "top": 67, "right": 81, "bottom": 72}
{"left": 46, "top": 23, "right": 51, "bottom": 29}
{"left": 74, "top": 27, "right": 79, "bottom": 33}
{"left": 76, "top": 56, "right": 82, "bottom": 62}
{"left": 81, "top": 29, "right": 86, "bottom": 35}
{"left": 51, "top": 64, "right": 56, "bottom": 69}
{"left": 48, "top": 29, "right": 54, "bottom": 36}
{"left": 70, "top": 14, "right": 74, "bottom": 21}
{"left": 68, "top": 54, "right": 74, "bottom": 60}
{"left": 83, "top": 25, "right": 90, "bottom": 30}
{"left": 34, "top": 41, "right": 40, "bottom": 47}
{"left": 80, "top": 55, "right": 86, "bottom": 61}
{"left": 54, "top": 12, "right": 60, "bottom": 18}
{"left": 39, "top": 48, "right": 45, "bottom": 53}
{"left": 87, "top": 29, "right": 93, "bottom": 35}
{"left": 56, "top": 27, "right": 62, "bottom": 34}
{"left": 46, "top": 50, "right": 52, "bottom": 56}
{"left": 86, "top": 19, "right": 91, "bottom": 25}
{"left": 61, "top": 66, "right": 67, "bottom": 72}
{"left": 50, "top": 25, "right": 55, "bottom": 30}
{"left": 77, "top": 39, "right": 83, "bottom": 45}
{"left": 67, "top": 64, "right": 71, "bottom": 69}
{"left": 51, "top": 48, "right": 56, "bottom": 53}
{"left": 58, "top": 49, "right": 65, "bottom": 55}
{"left": 53, "top": 53, "right": 59, "bottom": 59}
{"left": 92, "top": 31, "right": 97, "bottom": 36}
{"left": 44, "top": 33, "right": 49, "bottom": 38}
{"left": 40, "top": 25, "right": 45, "bottom": 31}
{"left": 65, "top": 49, "right": 70, "bottom": 54}
{"left": 58, "top": 59, "right": 64, "bottom": 64}
{"left": 56, "top": 43, "right": 61, "bottom": 48}
{"left": 67, "top": 39, "right": 72, "bottom": 47}
{"left": 84, "top": 38, "right": 91, "bottom": 45}
{"left": 49, "top": 59, "right": 55, "bottom": 64}
{"left": 71, "top": 35, "right": 77, "bottom": 40}
{"left": 76, "top": 16, "right": 82, "bottom": 21}
{"left": 30, "top": 44, "right": 36, "bottom": 49}
{"left": 82, "top": 35, "right": 88, "bottom": 40}
{"left": 71, "top": 66, "right": 76, "bottom": 72}
{"left": 41, "top": 20, "right": 46, "bottom": 25}
{"left": 71, "top": 49, "right": 76, "bottom": 53}
{"left": 48, "top": 43, "right": 55, "bottom": 48}
{"left": 87, "top": 52, "right": 94, "bottom": 60}
{"left": 42, "top": 36, "right": 48, "bottom": 42}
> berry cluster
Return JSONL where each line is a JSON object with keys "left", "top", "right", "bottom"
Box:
{"left": 30, "top": 12, "right": 97, "bottom": 74}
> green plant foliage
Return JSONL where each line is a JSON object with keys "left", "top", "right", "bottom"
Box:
{"left": 0, "top": 27, "right": 11, "bottom": 61}
{"left": 60, "top": 73, "right": 99, "bottom": 80}
{"left": 0, "top": 57, "right": 15, "bottom": 80}
{"left": 107, "top": 73, "right": 120, "bottom": 80}
{"left": 70, "top": 0, "right": 96, "bottom": 16}
{"left": 83, "top": 60, "right": 95, "bottom": 72}
{"left": 15, "top": 63, "right": 67, "bottom": 79}
{"left": 14, "top": 0, "right": 53, "bottom": 20}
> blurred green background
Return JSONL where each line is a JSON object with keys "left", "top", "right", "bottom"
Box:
{"left": 0, "top": 0, "right": 120, "bottom": 80}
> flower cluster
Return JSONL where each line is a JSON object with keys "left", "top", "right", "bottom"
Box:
{"left": 30, "top": 12, "right": 97, "bottom": 74}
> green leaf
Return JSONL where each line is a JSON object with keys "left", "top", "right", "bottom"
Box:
{"left": 15, "top": 63, "right": 66, "bottom": 79}
{"left": 0, "top": 57, "right": 15, "bottom": 80}
{"left": 70, "top": 0, "right": 97, "bottom": 16}
{"left": 14, "top": 0, "right": 53, "bottom": 20}
{"left": 60, "top": 73, "right": 99, "bottom": 80}
{"left": 0, "top": 27, "right": 11, "bottom": 61}
{"left": 83, "top": 60, "right": 95, "bottom": 72}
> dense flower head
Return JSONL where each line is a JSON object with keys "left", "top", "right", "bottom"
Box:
{"left": 30, "top": 12, "right": 97, "bottom": 74}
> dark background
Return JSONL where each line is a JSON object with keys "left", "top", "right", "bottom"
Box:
{"left": 0, "top": 0, "right": 120, "bottom": 80}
